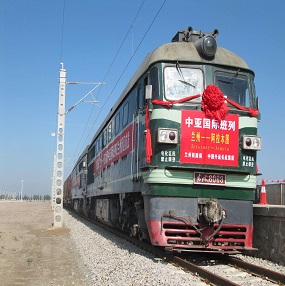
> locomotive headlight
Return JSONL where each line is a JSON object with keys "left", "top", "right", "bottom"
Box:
{"left": 203, "top": 36, "right": 217, "bottom": 56}
{"left": 243, "top": 135, "right": 262, "bottom": 150}
{"left": 253, "top": 138, "right": 260, "bottom": 149}
{"left": 160, "top": 130, "right": 168, "bottom": 142}
{"left": 194, "top": 34, "right": 217, "bottom": 59}
{"left": 157, "top": 128, "right": 178, "bottom": 144}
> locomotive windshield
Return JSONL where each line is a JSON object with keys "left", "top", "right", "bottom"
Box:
{"left": 163, "top": 66, "right": 255, "bottom": 109}
{"left": 164, "top": 66, "right": 203, "bottom": 101}
{"left": 215, "top": 71, "right": 251, "bottom": 107}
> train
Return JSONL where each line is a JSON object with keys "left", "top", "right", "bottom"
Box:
{"left": 63, "top": 26, "right": 261, "bottom": 253}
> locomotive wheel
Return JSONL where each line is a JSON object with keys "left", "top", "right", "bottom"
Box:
{"left": 138, "top": 228, "right": 143, "bottom": 242}
{"left": 128, "top": 225, "right": 133, "bottom": 237}
{"left": 129, "top": 225, "right": 137, "bottom": 237}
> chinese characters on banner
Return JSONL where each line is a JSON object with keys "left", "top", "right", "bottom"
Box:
{"left": 94, "top": 123, "right": 134, "bottom": 174}
{"left": 180, "top": 110, "right": 239, "bottom": 166}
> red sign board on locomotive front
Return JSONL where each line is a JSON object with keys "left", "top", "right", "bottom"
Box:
{"left": 180, "top": 110, "right": 239, "bottom": 167}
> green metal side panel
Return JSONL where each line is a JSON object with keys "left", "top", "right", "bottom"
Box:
{"left": 145, "top": 183, "right": 255, "bottom": 201}
{"left": 146, "top": 168, "right": 257, "bottom": 188}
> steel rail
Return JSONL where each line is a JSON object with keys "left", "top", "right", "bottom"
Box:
{"left": 172, "top": 256, "right": 239, "bottom": 286}
{"left": 221, "top": 255, "right": 285, "bottom": 285}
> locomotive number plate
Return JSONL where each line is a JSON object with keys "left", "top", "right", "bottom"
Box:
{"left": 194, "top": 172, "right": 226, "bottom": 186}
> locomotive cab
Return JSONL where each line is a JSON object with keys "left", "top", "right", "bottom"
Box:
{"left": 142, "top": 27, "right": 261, "bottom": 252}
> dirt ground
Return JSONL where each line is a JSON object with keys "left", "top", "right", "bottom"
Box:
{"left": 0, "top": 201, "right": 90, "bottom": 286}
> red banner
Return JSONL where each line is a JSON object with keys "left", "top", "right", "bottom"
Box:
{"left": 72, "top": 174, "right": 80, "bottom": 188}
{"left": 180, "top": 110, "right": 239, "bottom": 166}
{"left": 94, "top": 123, "right": 135, "bottom": 174}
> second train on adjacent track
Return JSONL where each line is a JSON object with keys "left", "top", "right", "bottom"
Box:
{"left": 64, "top": 26, "right": 261, "bottom": 253}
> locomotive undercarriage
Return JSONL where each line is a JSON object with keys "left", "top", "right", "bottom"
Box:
{"left": 78, "top": 193, "right": 149, "bottom": 242}
{"left": 73, "top": 193, "right": 254, "bottom": 252}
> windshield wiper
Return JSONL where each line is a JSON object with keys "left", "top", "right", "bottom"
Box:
{"left": 219, "top": 69, "right": 240, "bottom": 84}
{"left": 176, "top": 61, "right": 195, "bottom": 88}
{"left": 179, "top": 79, "right": 195, "bottom": 87}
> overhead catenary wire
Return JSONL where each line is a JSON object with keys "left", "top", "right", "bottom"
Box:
{"left": 69, "top": 0, "right": 147, "bottom": 162}
{"left": 71, "top": 0, "right": 166, "bottom": 166}
{"left": 65, "top": 83, "right": 104, "bottom": 115}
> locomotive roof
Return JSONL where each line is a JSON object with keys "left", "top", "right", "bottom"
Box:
{"left": 122, "top": 41, "right": 251, "bottom": 99}
{"left": 89, "top": 41, "right": 252, "bottom": 147}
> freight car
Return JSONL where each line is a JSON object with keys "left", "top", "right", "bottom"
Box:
{"left": 65, "top": 27, "right": 261, "bottom": 252}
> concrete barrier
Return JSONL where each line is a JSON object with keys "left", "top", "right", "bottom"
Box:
{"left": 252, "top": 204, "right": 285, "bottom": 266}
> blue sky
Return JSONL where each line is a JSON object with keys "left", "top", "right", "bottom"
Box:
{"left": 1, "top": 0, "right": 284, "bottom": 196}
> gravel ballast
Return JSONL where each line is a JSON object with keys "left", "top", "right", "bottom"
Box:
{"left": 63, "top": 210, "right": 207, "bottom": 286}
{"left": 64, "top": 210, "right": 285, "bottom": 286}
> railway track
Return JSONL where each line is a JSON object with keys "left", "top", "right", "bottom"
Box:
{"left": 174, "top": 255, "right": 285, "bottom": 285}
{"left": 67, "top": 209, "right": 285, "bottom": 286}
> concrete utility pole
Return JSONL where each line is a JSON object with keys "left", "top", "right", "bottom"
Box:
{"left": 20, "top": 180, "right": 23, "bottom": 202}
{"left": 52, "top": 63, "right": 104, "bottom": 227}
{"left": 51, "top": 154, "right": 57, "bottom": 210}
{"left": 53, "top": 64, "right": 66, "bottom": 227}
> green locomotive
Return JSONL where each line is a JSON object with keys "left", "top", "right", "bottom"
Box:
{"left": 66, "top": 27, "right": 261, "bottom": 252}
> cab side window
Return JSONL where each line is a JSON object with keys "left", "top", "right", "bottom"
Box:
{"left": 137, "top": 84, "right": 144, "bottom": 110}
{"left": 123, "top": 102, "right": 129, "bottom": 127}
{"left": 108, "top": 122, "right": 112, "bottom": 142}
{"left": 150, "top": 67, "right": 159, "bottom": 99}
{"left": 115, "top": 113, "right": 120, "bottom": 135}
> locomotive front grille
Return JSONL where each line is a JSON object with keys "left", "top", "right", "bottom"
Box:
{"left": 162, "top": 222, "right": 249, "bottom": 248}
